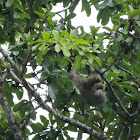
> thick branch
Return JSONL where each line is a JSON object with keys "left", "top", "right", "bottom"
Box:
{"left": 0, "top": 74, "right": 24, "bottom": 140}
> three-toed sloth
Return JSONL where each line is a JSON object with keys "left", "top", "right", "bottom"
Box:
{"left": 69, "top": 69, "right": 106, "bottom": 106}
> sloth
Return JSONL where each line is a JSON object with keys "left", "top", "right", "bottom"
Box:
{"left": 69, "top": 69, "right": 106, "bottom": 106}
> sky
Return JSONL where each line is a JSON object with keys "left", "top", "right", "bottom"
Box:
{"left": 52, "top": 1, "right": 113, "bottom": 33}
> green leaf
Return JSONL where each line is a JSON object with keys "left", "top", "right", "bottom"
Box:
{"left": 37, "top": 51, "right": 43, "bottom": 65}
{"left": 13, "top": 100, "right": 26, "bottom": 112}
{"left": 18, "top": 12, "right": 31, "bottom": 19}
{"left": 97, "top": 8, "right": 109, "bottom": 25}
{"left": 137, "top": 51, "right": 140, "bottom": 61}
{"left": 69, "top": 0, "right": 79, "bottom": 13}
{"left": 65, "top": 125, "right": 77, "bottom": 132}
{"left": 30, "top": 123, "right": 43, "bottom": 133}
{"left": 135, "top": 63, "right": 140, "bottom": 73}
{"left": 48, "top": 84, "right": 57, "bottom": 99}
{"left": 43, "top": 32, "right": 50, "bottom": 42}
{"left": 77, "top": 48, "right": 84, "bottom": 56}
{"left": 12, "top": 87, "right": 23, "bottom": 100}
{"left": 102, "top": 27, "right": 112, "bottom": 32}
{"left": 39, "top": 42, "right": 46, "bottom": 51}
{"left": 82, "top": 0, "right": 91, "bottom": 16}
{"left": 34, "top": 11, "right": 45, "bottom": 19}
{"left": 65, "top": 13, "right": 76, "bottom": 21}
{"left": 90, "top": 26, "right": 99, "bottom": 36}
{"left": 5, "top": 0, "right": 13, "bottom": 7}
{"left": 74, "top": 114, "right": 84, "bottom": 123}
{"left": 98, "top": 0, "right": 107, "bottom": 9}
{"left": 90, "top": 54, "right": 102, "bottom": 66}
{"left": 87, "top": 54, "right": 93, "bottom": 64}
{"left": 74, "top": 39, "right": 89, "bottom": 45}
{"left": 120, "top": 83, "right": 137, "bottom": 92}
{"left": 129, "top": 9, "right": 140, "bottom": 17}
{"left": 77, "top": 129, "right": 83, "bottom": 140}
{"left": 122, "top": 24, "right": 129, "bottom": 34}
{"left": 63, "top": 0, "right": 70, "bottom": 7}
{"left": 73, "top": 55, "right": 81, "bottom": 70}
{"left": 60, "top": 39, "right": 69, "bottom": 48}
{"left": 40, "top": 115, "right": 49, "bottom": 126}
{"left": 61, "top": 47, "right": 71, "bottom": 57}
{"left": 81, "top": 59, "right": 87, "bottom": 68}
{"left": 52, "top": 30, "right": 59, "bottom": 42}
{"left": 32, "top": 43, "right": 42, "bottom": 51}
{"left": 55, "top": 44, "right": 61, "bottom": 53}
{"left": 12, "top": 51, "right": 19, "bottom": 56}
{"left": 70, "top": 29, "right": 78, "bottom": 37}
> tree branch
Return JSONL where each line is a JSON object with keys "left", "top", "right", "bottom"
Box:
{"left": 0, "top": 73, "right": 24, "bottom": 140}
{"left": 9, "top": 69, "right": 21, "bottom": 83}
{"left": 55, "top": 0, "right": 77, "bottom": 14}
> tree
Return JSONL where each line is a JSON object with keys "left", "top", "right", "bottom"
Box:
{"left": 0, "top": 0, "right": 140, "bottom": 139}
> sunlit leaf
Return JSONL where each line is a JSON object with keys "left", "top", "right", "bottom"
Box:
{"left": 37, "top": 51, "right": 43, "bottom": 65}
{"left": 55, "top": 44, "right": 61, "bottom": 53}
{"left": 5, "top": 0, "right": 13, "bottom": 7}
{"left": 43, "top": 32, "right": 50, "bottom": 42}
{"left": 52, "top": 30, "right": 59, "bottom": 42}
{"left": 61, "top": 47, "right": 71, "bottom": 57}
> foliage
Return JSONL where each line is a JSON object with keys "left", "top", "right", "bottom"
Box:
{"left": 0, "top": 0, "right": 140, "bottom": 139}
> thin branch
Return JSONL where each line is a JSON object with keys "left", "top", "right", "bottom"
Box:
{"left": 102, "top": 62, "right": 114, "bottom": 74}
{"left": 9, "top": 69, "right": 21, "bottom": 83}
{"left": 55, "top": 0, "right": 77, "bottom": 14}
{"left": 133, "top": 131, "right": 140, "bottom": 138}
{"left": 20, "top": 104, "right": 40, "bottom": 129}
{"left": 127, "top": 124, "right": 133, "bottom": 140}
{"left": 131, "top": 100, "right": 140, "bottom": 117}
{"left": 116, "top": 65, "right": 140, "bottom": 88}
{"left": 95, "top": 67, "right": 131, "bottom": 118}
{"left": 117, "top": 30, "right": 140, "bottom": 39}
{"left": 97, "top": 111, "right": 105, "bottom": 134}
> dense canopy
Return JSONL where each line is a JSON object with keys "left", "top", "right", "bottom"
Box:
{"left": 0, "top": 0, "right": 140, "bottom": 139}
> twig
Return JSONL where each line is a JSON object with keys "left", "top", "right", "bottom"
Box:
{"left": 102, "top": 62, "right": 114, "bottom": 74}
{"left": 55, "top": 0, "right": 77, "bottom": 14}
{"left": 118, "top": 30, "right": 140, "bottom": 39}
{"left": 97, "top": 111, "right": 105, "bottom": 134}
{"left": 116, "top": 65, "right": 140, "bottom": 88}
{"left": 131, "top": 100, "right": 140, "bottom": 117}
{"left": 20, "top": 104, "right": 40, "bottom": 128}
{"left": 133, "top": 132, "right": 140, "bottom": 138}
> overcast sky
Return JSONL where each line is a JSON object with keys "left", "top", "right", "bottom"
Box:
{"left": 52, "top": 1, "right": 113, "bottom": 33}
